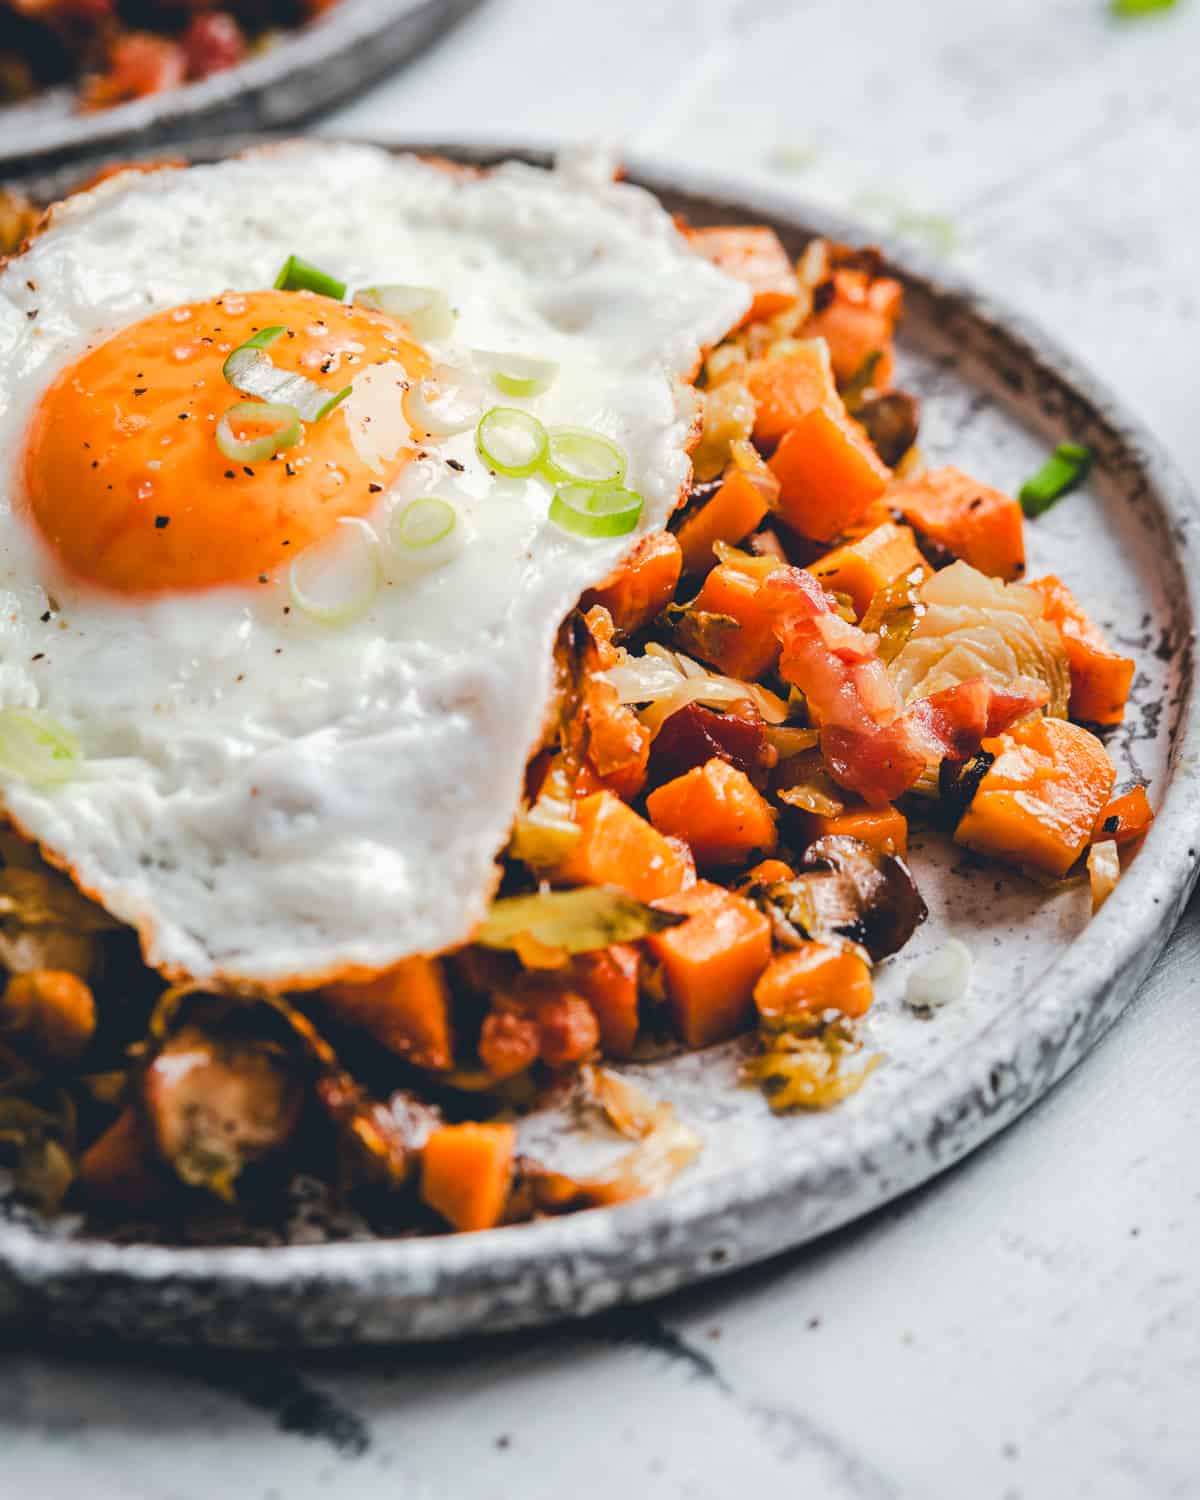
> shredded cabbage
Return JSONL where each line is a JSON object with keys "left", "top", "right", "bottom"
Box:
{"left": 600, "top": 642, "right": 788, "bottom": 734}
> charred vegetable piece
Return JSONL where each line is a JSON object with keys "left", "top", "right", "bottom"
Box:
{"left": 745, "top": 1021, "right": 881, "bottom": 1112}
{"left": 581, "top": 531, "right": 683, "bottom": 636}
{"left": 809, "top": 522, "right": 928, "bottom": 619}
{"left": 890, "top": 466, "right": 1026, "bottom": 582}
{"left": 322, "top": 957, "right": 454, "bottom": 1072}
{"left": 754, "top": 942, "right": 874, "bottom": 1025}
{"left": 647, "top": 880, "right": 772, "bottom": 1048}
{"left": 1031, "top": 575, "right": 1135, "bottom": 725}
{"left": 647, "top": 700, "right": 765, "bottom": 787}
{"left": 675, "top": 442, "right": 779, "bottom": 577}
{"left": 77, "top": 1106, "right": 163, "bottom": 1210}
{"left": 420, "top": 1121, "right": 516, "bottom": 1232}
{"left": 0, "top": 969, "right": 95, "bottom": 1062}
{"left": 800, "top": 835, "right": 927, "bottom": 960}
{"left": 142, "top": 1024, "right": 303, "bottom": 1202}
{"left": 478, "top": 883, "right": 685, "bottom": 957}
{"left": 0, "top": 1093, "right": 76, "bottom": 1214}
{"left": 647, "top": 757, "right": 778, "bottom": 870}
{"left": 954, "top": 717, "right": 1117, "bottom": 878}
{"left": 859, "top": 564, "right": 928, "bottom": 664}
{"left": 856, "top": 391, "right": 921, "bottom": 468}
{"left": 552, "top": 793, "right": 693, "bottom": 903}
{"left": 1091, "top": 785, "right": 1154, "bottom": 848}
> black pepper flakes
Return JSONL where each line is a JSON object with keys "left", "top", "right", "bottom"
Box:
{"left": 285, "top": 463, "right": 296, "bottom": 477}
{"left": 40, "top": 611, "right": 52, "bottom": 623}
{"left": 224, "top": 470, "right": 236, "bottom": 479}
{"left": 132, "top": 387, "right": 147, "bottom": 397}
{"left": 1103, "top": 814, "right": 1120, "bottom": 834}
{"left": 368, "top": 483, "right": 383, "bottom": 494}
{"left": 258, "top": 574, "right": 268, "bottom": 584}
{"left": 155, "top": 516, "right": 170, "bottom": 529}
{"left": 446, "top": 459, "right": 465, "bottom": 472}
{"left": 243, "top": 466, "right": 255, "bottom": 477}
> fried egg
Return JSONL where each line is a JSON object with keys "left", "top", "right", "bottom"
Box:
{"left": 0, "top": 143, "right": 748, "bottom": 987}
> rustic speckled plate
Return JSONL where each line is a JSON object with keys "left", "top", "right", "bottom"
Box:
{"left": 1, "top": 140, "right": 1198, "bottom": 1348}
{"left": 0, "top": 3, "right": 478, "bottom": 175}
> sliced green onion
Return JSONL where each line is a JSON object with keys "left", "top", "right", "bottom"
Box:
{"left": 476, "top": 350, "right": 559, "bottom": 399}
{"left": 549, "top": 482, "right": 643, "bottom": 539}
{"left": 223, "top": 332, "right": 351, "bottom": 424}
{"left": 354, "top": 285, "right": 455, "bottom": 341}
{"left": 391, "top": 496, "right": 456, "bottom": 549}
{"left": 1111, "top": 0, "right": 1177, "bottom": 15}
{"left": 385, "top": 496, "right": 464, "bottom": 575}
{"left": 476, "top": 407, "right": 549, "bottom": 477}
{"left": 288, "top": 518, "right": 379, "bottom": 624}
{"left": 274, "top": 254, "right": 346, "bottom": 301}
{"left": 1019, "top": 442, "right": 1093, "bottom": 518}
{"left": 0, "top": 708, "right": 81, "bottom": 787}
{"left": 543, "top": 426, "right": 627, "bottom": 487}
{"left": 216, "top": 401, "right": 302, "bottom": 464}
{"left": 221, "top": 325, "right": 286, "bottom": 382}
{"left": 405, "top": 377, "right": 482, "bottom": 437}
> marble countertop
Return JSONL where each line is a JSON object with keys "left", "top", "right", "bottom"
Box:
{"left": 5, "top": 2, "right": 1200, "bottom": 1495}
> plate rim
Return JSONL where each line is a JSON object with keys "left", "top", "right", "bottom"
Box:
{"left": 3, "top": 138, "right": 1198, "bottom": 1345}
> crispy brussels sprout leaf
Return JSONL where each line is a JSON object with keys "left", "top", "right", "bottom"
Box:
{"left": 477, "top": 886, "right": 685, "bottom": 956}
{"left": 0, "top": 1093, "right": 76, "bottom": 1213}
{"left": 745, "top": 1025, "right": 881, "bottom": 1112}
{"left": 0, "top": 866, "right": 120, "bottom": 932}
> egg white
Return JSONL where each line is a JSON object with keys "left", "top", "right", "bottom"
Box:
{"left": 0, "top": 143, "right": 748, "bottom": 986}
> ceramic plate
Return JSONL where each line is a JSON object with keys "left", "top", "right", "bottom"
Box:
{"left": 0, "top": 3, "right": 478, "bottom": 175}
{"left": 1, "top": 140, "right": 1197, "bottom": 1348}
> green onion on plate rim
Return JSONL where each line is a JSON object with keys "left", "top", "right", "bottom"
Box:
{"left": 1019, "top": 442, "right": 1093, "bottom": 518}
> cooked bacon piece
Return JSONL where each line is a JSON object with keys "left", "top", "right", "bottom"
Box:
{"left": 82, "top": 32, "right": 186, "bottom": 109}
{"left": 763, "top": 566, "right": 1048, "bottom": 804}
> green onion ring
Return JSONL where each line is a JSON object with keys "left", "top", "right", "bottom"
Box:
{"left": 288, "top": 518, "right": 379, "bottom": 624}
{"left": 355, "top": 285, "right": 455, "bottom": 341}
{"left": 274, "top": 254, "right": 347, "bottom": 301}
{"left": 216, "top": 401, "right": 303, "bottom": 464}
{"left": 1019, "top": 442, "right": 1093, "bottom": 518}
{"left": 405, "top": 378, "right": 482, "bottom": 437}
{"left": 223, "top": 333, "right": 351, "bottom": 424}
{"left": 476, "top": 350, "right": 559, "bottom": 399}
{"left": 390, "top": 496, "right": 457, "bottom": 550}
{"left": 221, "top": 325, "right": 286, "bottom": 383}
{"left": 476, "top": 407, "right": 549, "bottom": 477}
{"left": 549, "top": 482, "right": 644, "bottom": 539}
{"left": 0, "top": 707, "right": 81, "bottom": 787}
{"left": 543, "top": 426, "right": 627, "bottom": 487}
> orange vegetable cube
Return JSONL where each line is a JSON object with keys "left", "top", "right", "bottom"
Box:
{"left": 891, "top": 465, "right": 1025, "bottom": 581}
{"left": 647, "top": 757, "right": 777, "bottom": 869}
{"left": 808, "top": 522, "right": 928, "bottom": 618}
{"left": 571, "top": 943, "right": 641, "bottom": 1057}
{"left": 744, "top": 857, "right": 795, "bottom": 886}
{"left": 554, "top": 791, "right": 691, "bottom": 902}
{"left": 753, "top": 942, "right": 874, "bottom": 1024}
{"left": 688, "top": 562, "right": 781, "bottom": 680}
{"left": 323, "top": 956, "right": 454, "bottom": 1071}
{"left": 745, "top": 340, "right": 839, "bottom": 447}
{"left": 1031, "top": 575, "right": 1135, "bottom": 725}
{"left": 648, "top": 880, "right": 772, "bottom": 1047}
{"left": 798, "top": 800, "right": 907, "bottom": 857}
{"left": 677, "top": 443, "right": 779, "bottom": 575}
{"left": 955, "top": 718, "right": 1116, "bottom": 878}
{"left": 768, "top": 406, "right": 892, "bottom": 541}
{"left": 581, "top": 531, "right": 682, "bottom": 635}
{"left": 1092, "top": 785, "right": 1154, "bottom": 848}
{"left": 686, "top": 225, "right": 800, "bottom": 330}
{"left": 802, "top": 268, "right": 903, "bottom": 387}
{"left": 420, "top": 1121, "right": 516, "bottom": 1232}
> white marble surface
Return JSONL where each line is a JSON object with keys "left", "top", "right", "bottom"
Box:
{"left": 6, "top": 1, "right": 1200, "bottom": 1495}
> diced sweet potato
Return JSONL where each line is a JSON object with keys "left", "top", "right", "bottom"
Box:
{"left": 1031, "top": 575, "right": 1135, "bottom": 725}
{"left": 768, "top": 406, "right": 892, "bottom": 541}
{"left": 808, "top": 522, "right": 928, "bottom": 618}
{"left": 686, "top": 225, "right": 800, "bottom": 330}
{"left": 955, "top": 717, "right": 1117, "bottom": 878}
{"left": 1092, "top": 785, "right": 1154, "bottom": 848}
{"left": 571, "top": 943, "right": 641, "bottom": 1057}
{"left": 745, "top": 340, "right": 839, "bottom": 447}
{"left": 798, "top": 800, "right": 907, "bottom": 857}
{"left": 581, "top": 531, "right": 682, "bottom": 635}
{"left": 77, "top": 1108, "right": 162, "bottom": 1209}
{"left": 677, "top": 443, "right": 779, "bottom": 575}
{"left": 744, "top": 858, "right": 795, "bottom": 886}
{"left": 687, "top": 562, "right": 780, "bottom": 680}
{"left": 801, "top": 268, "right": 902, "bottom": 388}
{"left": 324, "top": 957, "right": 454, "bottom": 1071}
{"left": 420, "top": 1121, "right": 516, "bottom": 1232}
{"left": 647, "top": 757, "right": 778, "bottom": 869}
{"left": 554, "top": 791, "right": 691, "bottom": 902}
{"left": 891, "top": 465, "right": 1025, "bottom": 581}
{"left": 648, "top": 880, "right": 772, "bottom": 1047}
{"left": 753, "top": 942, "right": 874, "bottom": 1024}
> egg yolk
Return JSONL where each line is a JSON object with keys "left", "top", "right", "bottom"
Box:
{"left": 22, "top": 289, "right": 429, "bottom": 594}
